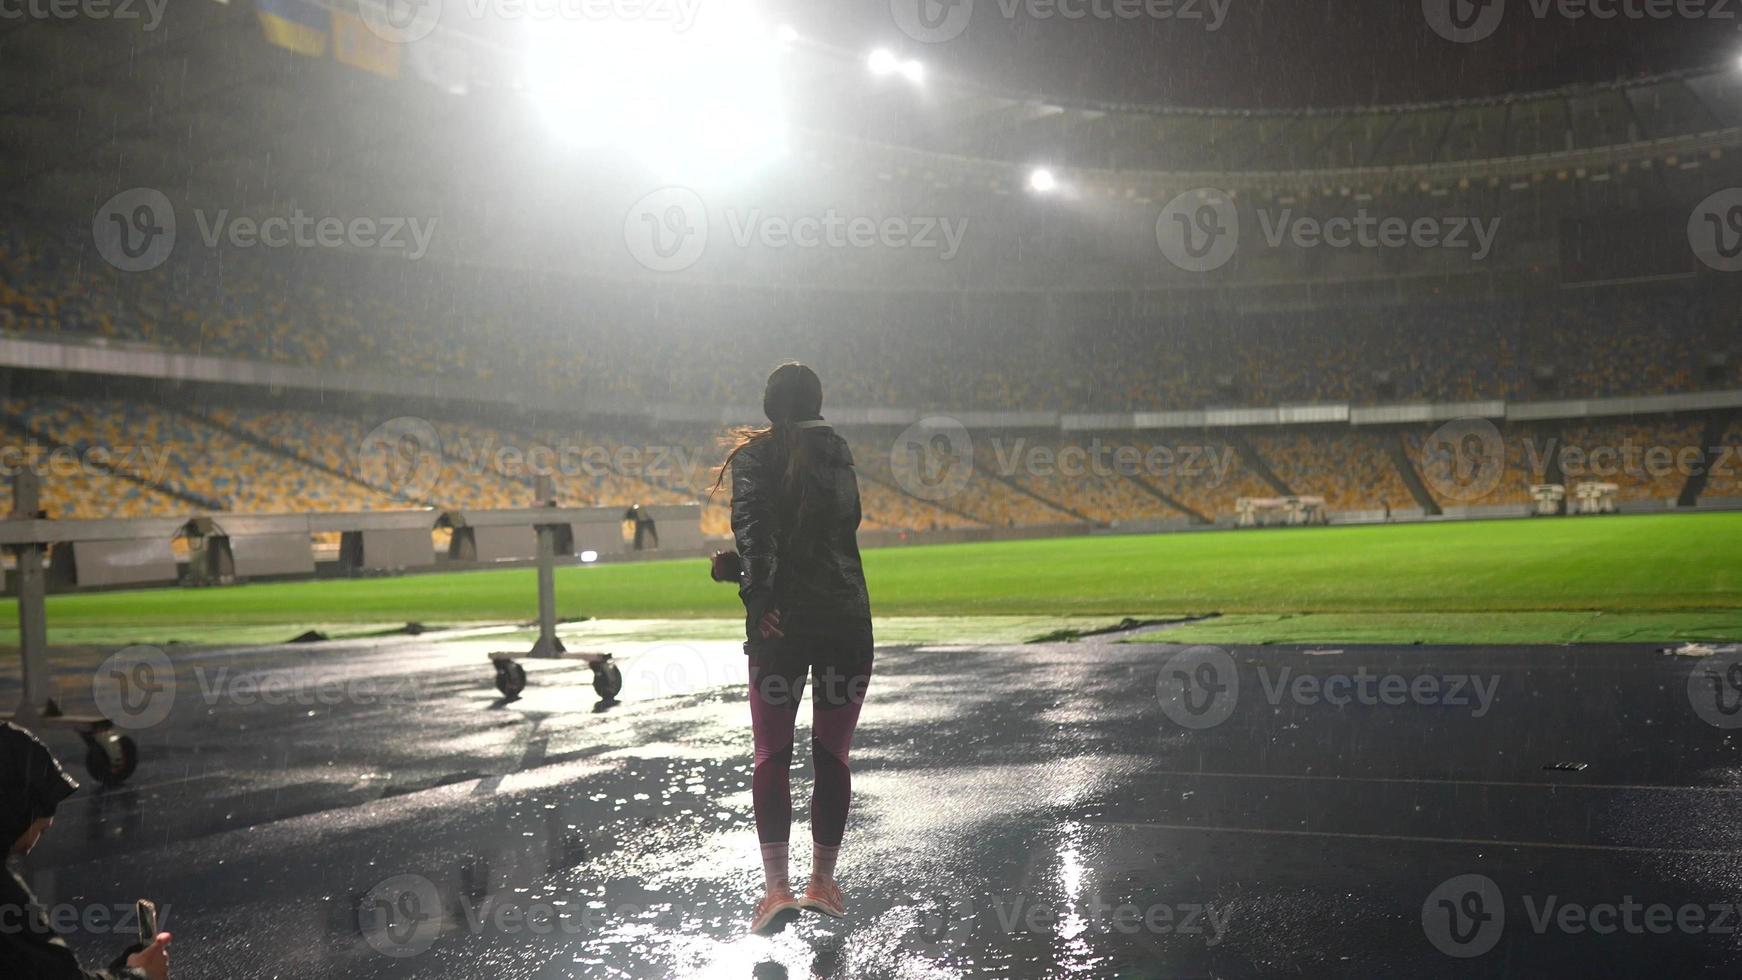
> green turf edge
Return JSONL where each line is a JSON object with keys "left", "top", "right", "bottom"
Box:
{"left": 1116, "top": 611, "right": 1742, "bottom": 646}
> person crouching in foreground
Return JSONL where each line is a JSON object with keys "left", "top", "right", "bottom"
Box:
{"left": 1, "top": 723, "right": 172, "bottom": 979}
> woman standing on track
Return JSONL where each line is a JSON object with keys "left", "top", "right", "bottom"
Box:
{"left": 715, "top": 362, "right": 874, "bottom": 935}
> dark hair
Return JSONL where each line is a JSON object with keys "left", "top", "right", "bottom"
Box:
{"left": 710, "top": 362, "right": 823, "bottom": 504}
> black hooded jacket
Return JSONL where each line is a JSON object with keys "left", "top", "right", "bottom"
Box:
{"left": 731, "top": 421, "right": 873, "bottom": 661}
{"left": 1, "top": 723, "right": 147, "bottom": 980}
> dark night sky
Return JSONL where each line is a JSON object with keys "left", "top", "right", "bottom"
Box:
{"left": 792, "top": 0, "right": 1738, "bottom": 108}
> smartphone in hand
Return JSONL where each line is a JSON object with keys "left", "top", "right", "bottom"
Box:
{"left": 136, "top": 900, "right": 158, "bottom": 947}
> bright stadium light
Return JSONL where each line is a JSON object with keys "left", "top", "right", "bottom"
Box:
{"left": 1028, "top": 167, "right": 1058, "bottom": 193}
{"left": 524, "top": 0, "right": 787, "bottom": 182}
{"left": 900, "top": 59, "right": 925, "bottom": 83}
{"left": 868, "top": 48, "right": 900, "bottom": 75}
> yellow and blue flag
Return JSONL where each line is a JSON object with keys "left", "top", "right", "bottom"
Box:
{"left": 255, "top": 0, "right": 327, "bottom": 57}
{"left": 332, "top": 10, "right": 401, "bottom": 79}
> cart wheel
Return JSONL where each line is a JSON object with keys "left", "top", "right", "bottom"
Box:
{"left": 85, "top": 733, "right": 138, "bottom": 787}
{"left": 495, "top": 661, "right": 527, "bottom": 699}
{"left": 592, "top": 663, "right": 623, "bottom": 701}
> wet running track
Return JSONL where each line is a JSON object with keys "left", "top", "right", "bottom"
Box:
{"left": 7, "top": 632, "right": 1742, "bottom": 978}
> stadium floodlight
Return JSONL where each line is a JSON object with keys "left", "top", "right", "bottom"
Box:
{"left": 524, "top": 0, "right": 787, "bottom": 182}
{"left": 868, "top": 48, "right": 901, "bottom": 75}
{"left": 900, "top": 59, "right": 925, "bottom": 83}
{"left": 1028, "top": 168, "right": 1058, "bottom": 193}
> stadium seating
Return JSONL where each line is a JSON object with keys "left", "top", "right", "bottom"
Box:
{"left": 4, "top": 210, "right": 1738, "bottom": 415}
{"left": 1250, "top": 430, "right": 1414, "bottom": 514}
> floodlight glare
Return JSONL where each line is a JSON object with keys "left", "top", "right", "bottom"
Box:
{"left": 900, "top": 59, "right": 925, "bottom": 83}
{"left": 775, "top": 24, "right": 798, "bottom": 43}
{"left": 1028, "top": 168, "right": 1058, "bottom": 193}
{"left": 868, "top": 48, "right": 900, "bottom": 75}
{"left": 525, "top": 1, "right": 787, "bottom": 182}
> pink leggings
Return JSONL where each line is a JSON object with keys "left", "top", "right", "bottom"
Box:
{"left": 748, "top": 658, "right": 872, "bottom": 847}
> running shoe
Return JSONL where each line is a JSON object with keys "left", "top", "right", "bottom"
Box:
{"left": 748, "top": 889, "right": 800, "bottom": 935}
{"left": 798, "top": 878, "right": 847, "bottom": 918}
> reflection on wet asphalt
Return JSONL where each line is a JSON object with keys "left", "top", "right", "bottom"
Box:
{"left": 10, "top": 635, "right": 1742, "bottom": 977}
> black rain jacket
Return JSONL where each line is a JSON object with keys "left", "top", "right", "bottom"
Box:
{"left": 730, "top": 421, "right": 873, "bottom": 662}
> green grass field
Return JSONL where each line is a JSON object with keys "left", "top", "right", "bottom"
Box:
{"left": 4, "top": 513, "right": 1740, "bottom": 648}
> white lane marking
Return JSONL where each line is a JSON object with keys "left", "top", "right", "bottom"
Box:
{"left": 1098, "top": 821, "right": 1742, "bottom": 857}
{"left": 1143, "top": 768, "right": 1742, "bottom": 794}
